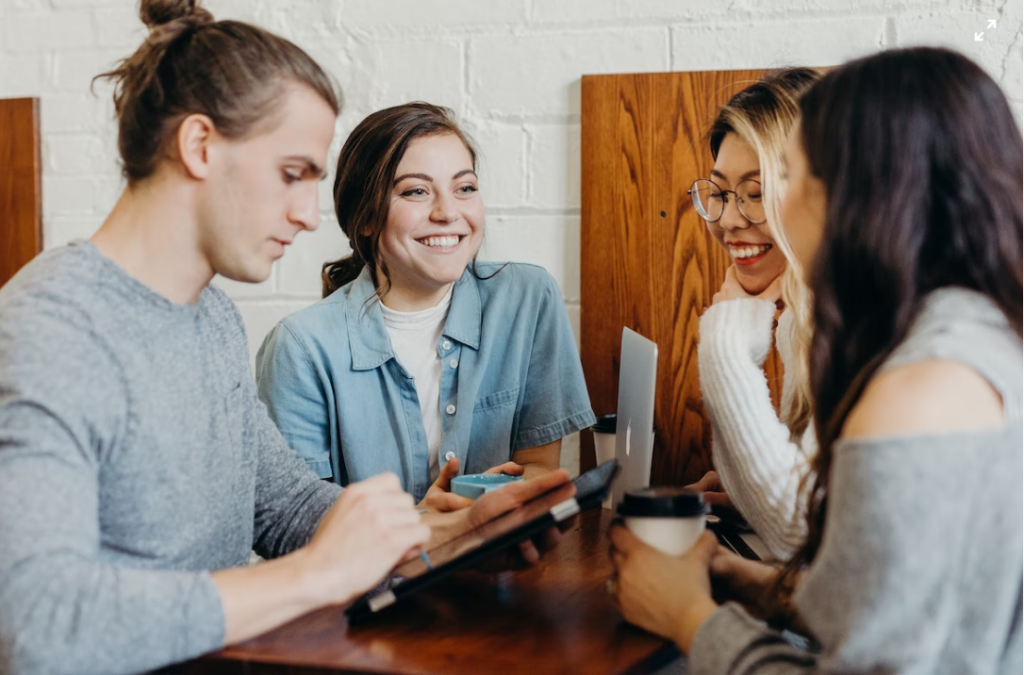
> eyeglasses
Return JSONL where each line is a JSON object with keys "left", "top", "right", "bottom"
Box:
{"left": 687, "top": 179, "right": 766, "bottom": 225}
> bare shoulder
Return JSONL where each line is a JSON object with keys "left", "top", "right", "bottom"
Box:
{"left": 841, "top": 359, "right": 1005, "bottom": 440}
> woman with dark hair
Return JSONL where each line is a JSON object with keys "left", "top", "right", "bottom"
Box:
{"left": 609, "top": 47, "right": 1022, "bottom": 674}
{"left": 256, "top": 102, "right": 595, "bottom": 510}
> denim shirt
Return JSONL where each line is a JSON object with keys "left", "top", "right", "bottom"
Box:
{"left": 255, "top": 262, "right": 596, "bottom": 501}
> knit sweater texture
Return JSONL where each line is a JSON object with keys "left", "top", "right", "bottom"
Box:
{"left": 698, "top": 299, "right": 814, "bottom": 559}
{"left": 0, "top": 242, "right": 341, "bottom": 675}
{"left": 690, "top": 288, "right": 1022, "bottom": 675}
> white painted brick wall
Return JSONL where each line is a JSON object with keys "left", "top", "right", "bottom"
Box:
{"left": 469, "top": 29, "right": 669, "bottom": 117}
{"left": 2, "top": 0, "right": 1022, "bottom": 475}
{"left": 671, "top": 17, "right": 888, "bottom": 70}
{"left": 526, "top": 123, "right": 581, "bottom": 209}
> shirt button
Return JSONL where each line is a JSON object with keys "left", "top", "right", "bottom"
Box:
{"left": 446, "top": 404, "right": 456, "bottom": 415}
{"left": 444, "top": 451, "right": 456, "bottom": 463}
{"left": 441, "top": 340, "right": 452, "bottom": 350}
{"left": 449, "top": 359, "right": 458, "bottom": 369}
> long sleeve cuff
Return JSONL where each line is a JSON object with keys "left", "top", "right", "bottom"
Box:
{"left": 184, "top": 573, "right": 227, "bottom": 659}
{"left": 688, "top": 603, "right": 813, "bottom": 675}
{"left": 698, "top": 299, "right": 809, "bottom": 560}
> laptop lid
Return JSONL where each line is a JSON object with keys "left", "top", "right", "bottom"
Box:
{"left": 611, "top": 327, "right": 658, "bottom": 508}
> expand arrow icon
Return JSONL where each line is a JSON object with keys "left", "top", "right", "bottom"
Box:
{"left": 975, "top": 31, "right": 984, "bottom": 41}
{"left": 987, "top": 19, "right": 997, "bottom": 28}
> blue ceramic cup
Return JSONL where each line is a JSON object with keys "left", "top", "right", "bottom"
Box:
{"left": 450, "top": 473, "right": 524, "bottom": 499}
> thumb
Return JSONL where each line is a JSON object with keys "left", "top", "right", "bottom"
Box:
{"left": 693, "top": 530, "right": 719, "bottom": 562}
{"left": 426, "top": 490, "right": 474, "bottom": 513}
{"left": 436, "top": 456, "right": 460, "bottom": 491}
{"left": 484, "top": 461, "right": 525, "bottom": 476}
{"left": 609, "top": 523, "right": 644, "bottom": 555}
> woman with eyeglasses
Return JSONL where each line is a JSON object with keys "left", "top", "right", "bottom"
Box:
{"left": 610, "top": 46, "right": 1022, "bottom": 674}
{"left": 686, "top": 68, "right": 821, "bottom": 560}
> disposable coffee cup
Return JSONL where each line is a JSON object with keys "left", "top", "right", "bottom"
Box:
{"left": 591, "top": 414, "right": 656, "bottom": 509}
{"left": 591, "top": 414, "right": 619, "bottom": 467}
{"left": 617, "top": 487, "right": 707, "bottom": 556}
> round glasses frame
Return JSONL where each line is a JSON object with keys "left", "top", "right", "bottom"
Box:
{"left": 687, "top": 178, "right": 766, "bottom": 225}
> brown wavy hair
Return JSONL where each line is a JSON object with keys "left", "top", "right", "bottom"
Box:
{"left": 781, "top": 47, "right": 1022, "bottom": 591}
{"left": 94, "top": 0, "right": 339, "bottom": 184}
{"left": 321, "top": 102, "right": 480, "bottom": 299}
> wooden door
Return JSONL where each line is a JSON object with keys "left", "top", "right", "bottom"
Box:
{"left": 579, "top": 70, "right": 785, "bottom": 486}
{"left": 0, "top": 98, "right": 42, "bottom": 288}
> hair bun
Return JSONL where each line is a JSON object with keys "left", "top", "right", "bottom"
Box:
{"left": 139, "top": 0, "right": 213, "bottom": 29}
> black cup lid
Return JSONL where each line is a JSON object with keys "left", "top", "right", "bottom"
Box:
{"left": 591, "top": 413, "right": 617, "bottom": 434}
{"left": 590, "top": 413, "right": 656, "bottom": 434}
{"left": 616, "top": 487, "right": 707, "bottom": 517}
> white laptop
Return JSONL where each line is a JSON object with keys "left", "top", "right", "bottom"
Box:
{"left": 608, "top": 328, "right": 771, "bottom": 560}
{"left": 611, "top": 327, "right": 658, "bottom": 508}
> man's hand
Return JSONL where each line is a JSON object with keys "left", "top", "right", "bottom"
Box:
{"left": 301, "top": 473, "right": 431, "bottom": 605}
{"left": 419, "top": 456, "right": 525, "bottom": 512}
{"left": 214, "top": 473, "right": 429, "bottom": 646}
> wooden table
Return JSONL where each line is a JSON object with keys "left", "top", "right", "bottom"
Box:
{"left": 180, "top": 509, "right": 679, "bottom": 675}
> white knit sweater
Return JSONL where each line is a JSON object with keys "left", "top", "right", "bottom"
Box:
{"left": 697, "top": 298, "right": 815, "bottom": 560}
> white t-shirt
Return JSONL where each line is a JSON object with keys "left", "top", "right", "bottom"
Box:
{"left": 379, "top": 287, "right": 453, "bottom": 482}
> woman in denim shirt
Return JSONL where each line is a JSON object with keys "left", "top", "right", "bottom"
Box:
{"left": 256, "top": 102, "right": 596, "bottom": 509}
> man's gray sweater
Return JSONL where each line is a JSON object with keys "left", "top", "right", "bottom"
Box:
{"left": 0, "top": 241, "right": 341, "bottom": 674}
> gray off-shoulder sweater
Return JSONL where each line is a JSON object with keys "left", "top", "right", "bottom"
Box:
{"left": 689, "top": 288, "right": 1022, "bottom": 675}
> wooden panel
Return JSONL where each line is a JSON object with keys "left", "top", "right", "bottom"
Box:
{"left": 581, "top": 70, "right": 784, "bottom": 486}
{"left": 0, "top": 98, "right": 42, "bottom": 288}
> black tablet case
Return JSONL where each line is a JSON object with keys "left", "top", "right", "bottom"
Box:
{"left": 346, "top": 460, "right": 620, "bottom": 622}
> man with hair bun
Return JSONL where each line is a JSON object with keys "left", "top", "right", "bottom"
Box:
{"left": 0, "top": 2, "right": 572, "bottom": 674}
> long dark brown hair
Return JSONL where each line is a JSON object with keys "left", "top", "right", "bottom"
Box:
{"left": 786, "top": 47, "right": 1022, "bottom": 583}
{"left": 94, "top": 0, "right": 339, "bottom": 184}
{"left": 322, "top": 102, "right": 478, "bottom": 298}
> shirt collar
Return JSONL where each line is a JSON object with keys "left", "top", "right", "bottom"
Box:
{"left": 344, "top": 267, "right": 393, "bottom": 371}
{"left": 345, "top": 265, "right": 482, "bottom": 371}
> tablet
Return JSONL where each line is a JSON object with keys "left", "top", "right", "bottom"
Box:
{"left": 345, "top": 460, "right": 620, "bottom": 623}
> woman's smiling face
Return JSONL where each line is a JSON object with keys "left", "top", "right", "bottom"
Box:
{"left": 705, "top": 132, "right": 787, "bottom": 294}
{"left": 377, "top": 133, "right": 485, "bottom": 305}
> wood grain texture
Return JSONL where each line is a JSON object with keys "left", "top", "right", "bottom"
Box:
{"left": 0, "top": 98, "right": 42, "bottom": 288}
{"left": 178, "top": 509, "right": 677, "bottom": 675}
{"left": 581, "top": 70, "right": 783, "bottom": 486}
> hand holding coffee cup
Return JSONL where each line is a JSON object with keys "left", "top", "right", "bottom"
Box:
{"left": 616, "top": 487, "right": 708, "bottom": 556}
